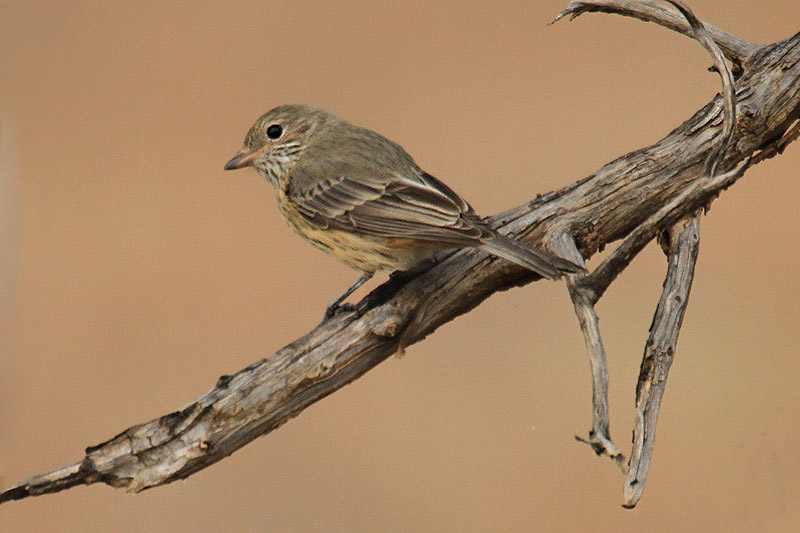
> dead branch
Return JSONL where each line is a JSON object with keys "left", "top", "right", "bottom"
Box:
{"left": 550, "top": 233, "right": 624, "bottom": 468}
{"left": 624, "top": 214, "right": 701, "bottom": 508}
{"left": 552, "top": 0, "right": 758, "bottom": 63}
{"left": 2, "top": 1, "right": 799, "bottom": 507}
{"left": 554, "top": 0, "right": 739, "bottom": 484}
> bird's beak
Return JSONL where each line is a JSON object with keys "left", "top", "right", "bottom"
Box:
{"left": 224, "top": 149, "right": 259, "bottom": 171}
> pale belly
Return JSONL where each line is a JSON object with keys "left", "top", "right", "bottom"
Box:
{"left": 276, "top": 195, "right": 441, "bottom": 274}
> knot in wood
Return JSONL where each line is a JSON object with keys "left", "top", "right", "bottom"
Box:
{"left": 372, "top": 314, "right": 405, "bottom": 338}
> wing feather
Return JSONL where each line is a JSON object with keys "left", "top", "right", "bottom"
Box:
{"left": 288, "top": 169, "right": 486, "bottom": 244}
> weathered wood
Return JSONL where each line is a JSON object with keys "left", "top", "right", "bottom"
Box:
{"left": 551, "top": 233, "right": 624, "bottom": 468}
{"left": 552, "top": 1, "right": 737, "bottom": 482}
{"left": 624, "top": 214, "right": 701, "bottom": 508}
{"left": 553, "top": 0, "right": 758, "bottom": 62}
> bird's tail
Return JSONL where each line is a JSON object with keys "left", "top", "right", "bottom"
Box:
{"left": 478, "top": 233, "right": 586, "bottom": 280}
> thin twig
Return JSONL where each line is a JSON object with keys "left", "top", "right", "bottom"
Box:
{"left": 552, "top": 0, "right": 758, "bottom": 63}
{"left": 0, "top": 462, "right": 84, "bottom": 502}
{"left": 550, "top": 234, "right": 625, "bottom": 470}
{"left": 665, "top": 1, "right": 737, "bottom": 177}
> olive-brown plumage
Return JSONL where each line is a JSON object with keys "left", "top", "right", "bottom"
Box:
{"left": 224, "top": 105, "right": 584, "bottom": 317}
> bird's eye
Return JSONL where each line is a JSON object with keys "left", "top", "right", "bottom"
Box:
{"left": 266, "top": 124, "right": 283, "bottom": 139}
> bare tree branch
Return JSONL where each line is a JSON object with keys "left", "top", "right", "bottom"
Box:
{"left": 2, "top": 3, "right": 799, "bottom": 506}
{"left": 566, "top": 0, "right": 740, "bottom": 302}
{"left": 663, "top": 0, "right": 737, "bottom": 177}
{"left": 550, "top": 233, "right": 624, "bottom": 468}
{"left": 552, "top": 0, "right": 758, "bottom": 63}
{"left": 575, "top": 155, "right": 749, "bottom": 303}
{"left": 553, "top": 2, "right": 737, "bottom": 473}
{"left": 613, "top": 1, "right": 734, "bottom": 508}
{"left": 624, "top": 214, "right": 701, "bottom": 508}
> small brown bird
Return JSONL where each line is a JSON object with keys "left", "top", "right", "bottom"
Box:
{"left": 224, "top": 105, "right": 584, "bottom": 318}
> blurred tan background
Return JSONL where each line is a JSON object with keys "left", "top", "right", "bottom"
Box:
{"left": 2, "top": 1, "right": 799, "bottom": 531}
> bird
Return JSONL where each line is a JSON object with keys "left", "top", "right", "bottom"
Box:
{"left": 224, "top": 105, "right": 585, "bottom": 319}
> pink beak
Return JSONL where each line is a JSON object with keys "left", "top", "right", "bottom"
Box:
{"left": 224, "top": 150, "right": 259, "bottom": 170}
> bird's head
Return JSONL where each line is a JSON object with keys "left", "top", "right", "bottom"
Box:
{"left": 224, "top": 104, "right": 333, "bottom": 186}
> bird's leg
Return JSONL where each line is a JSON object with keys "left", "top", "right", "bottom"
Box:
{"left": 324, "top": 272, "right": 374, "bottom": 319}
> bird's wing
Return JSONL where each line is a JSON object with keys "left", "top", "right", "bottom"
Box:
{"left": 287, "top": 165, "right": 487, "bottom": 245}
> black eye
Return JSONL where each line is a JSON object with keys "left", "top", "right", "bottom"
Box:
{"left": 266, "top": 124, "right": 283, "bottom": 139}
